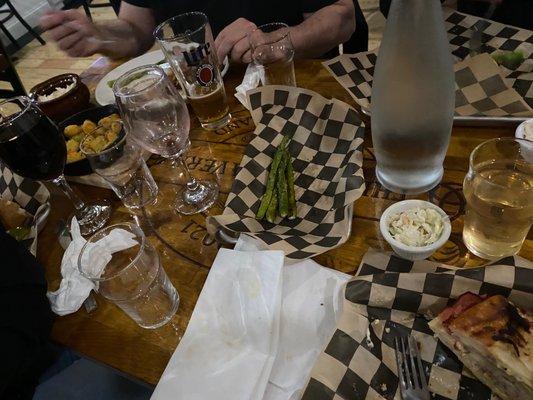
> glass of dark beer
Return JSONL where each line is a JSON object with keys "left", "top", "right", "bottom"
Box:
{"left": 0, "top": 96, "right": 111, "bottom": 235}
{"left": 154, "top": 12, "right": 231, "bottom": 130}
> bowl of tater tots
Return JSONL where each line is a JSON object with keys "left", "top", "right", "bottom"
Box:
{"left": 58, "top": 105, "right": 123, "bottom": 176}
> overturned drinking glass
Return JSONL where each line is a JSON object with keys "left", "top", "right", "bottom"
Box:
{"left": 78, "top": 222, "right": 179, "bottom": 329}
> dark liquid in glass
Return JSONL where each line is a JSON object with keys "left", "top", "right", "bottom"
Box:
{"left": 0, "top": 108, "right": 66, "bottom": 181}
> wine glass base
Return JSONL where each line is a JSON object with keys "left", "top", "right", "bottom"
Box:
{"left": 175, "top": 180, "right": 219, "bottom": 215}
{"left": 74, "top": 199, "right": 112, "bottom": 236}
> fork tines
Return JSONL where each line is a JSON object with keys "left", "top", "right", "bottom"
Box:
{"left": 394, "top": 336, "right": 430, "bottom": 400}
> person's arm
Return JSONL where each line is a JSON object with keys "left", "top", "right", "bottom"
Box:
{"left": 215, "top": 0, "right": 355, "bottom": 64}
{"left": 40, "top": 2, "right": 155, "bottom": 59}
{"left": 290, "top": 0, "right": 355, "bottom": 59}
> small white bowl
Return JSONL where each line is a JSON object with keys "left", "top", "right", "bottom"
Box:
{"left": 515, "top": 118, "right": 533, "bottom": 142}
{"left": 379, "top": 200, "right": 451, "bottom": 261}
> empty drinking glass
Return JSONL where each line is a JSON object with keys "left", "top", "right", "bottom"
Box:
{"left": 154, "top": 12, "right": 231, "bottom": 130}
{"left": 80, "top": 124, "right": 158, "bottom": 210}
{"left": 78, "top": 222, "right": 179, "bottom": 329}
{"left": 248, "top": 23, "right": 296, "bottom": 86}
{"left": 113, "top": 65, "right": 219, "bottom": 215}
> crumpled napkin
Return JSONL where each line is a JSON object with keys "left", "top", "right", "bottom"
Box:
{"left": 235, "top": 63, "right": 263, "bottom": 110}
{"left": 47, "top": 218, "right": 138, "bottom": 316}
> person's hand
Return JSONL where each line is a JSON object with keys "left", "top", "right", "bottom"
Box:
{"left": 214, "top": 18, "right": 257, "bottom": 64}
{"left": 40, "top": 10, "right": 103, "bottom": 57}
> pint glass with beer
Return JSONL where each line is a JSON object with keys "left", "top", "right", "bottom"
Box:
{"left": 155, "top": 12, "right": 231, "bottom": 130}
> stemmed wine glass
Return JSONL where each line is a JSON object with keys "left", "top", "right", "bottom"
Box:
{"left": 0, "top": 96, "right": 111, "bottom": 235}
{"left": 113, "top": 65, "right": 219, "bottom": 215}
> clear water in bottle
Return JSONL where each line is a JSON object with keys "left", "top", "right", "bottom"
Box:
{"left": 371, "top": 0, "right": 455, "bottom": 194}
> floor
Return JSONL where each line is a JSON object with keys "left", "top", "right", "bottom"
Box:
{"left": 11, "top": 0, "right": 385, "bottom": 92}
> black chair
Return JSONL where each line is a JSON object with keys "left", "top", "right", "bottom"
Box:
{"left": 0, "top": 39, "right": 25, "bottom": 98}
{"left": 0, "top": 0, "right": 45, "bottom": 50}
{"left": 81, "top": 0, "right": 120, "bottom": 21}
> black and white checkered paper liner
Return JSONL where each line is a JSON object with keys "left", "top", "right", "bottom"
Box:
{"left": 324, "top": 9, "right": 533, "bottom": 116}
{"left": 207, "top": 86, "right": 365, "bottom": 260}
{"left": 302, "top": 248, "right": 532, "bottom": 400}
{"left": 0, "top": 164, "right": 50, "bottom": 255}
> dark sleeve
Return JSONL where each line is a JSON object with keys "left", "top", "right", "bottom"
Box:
{"left": 0, "top": 224, "right": 55, "bottom": 400}
{"left": 301, "top": 0, "right": 337, "bottom": 14}
{"left": 121, "top": 0, "right": 152, "bottom": 8}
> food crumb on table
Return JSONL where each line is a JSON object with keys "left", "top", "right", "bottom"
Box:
{"left": 365, "top": 327, "right": 374, "bottom": 349}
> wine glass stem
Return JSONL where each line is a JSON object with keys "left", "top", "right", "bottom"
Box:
{"left": 175, "top": 156, "right": 199, "bottom": 191}
{"left": 52, "top": 175, "right": 86, "bottom": 212}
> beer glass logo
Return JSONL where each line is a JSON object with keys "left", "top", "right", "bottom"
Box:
{"left": 196, "top": 64, "right": 214, "bottom": 86}
{"left": 183, "top": 43, "right": 214, "bottom": 86}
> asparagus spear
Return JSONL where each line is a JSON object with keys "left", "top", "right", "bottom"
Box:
{"left": 285, "top": 149, "right": 297, "bottom": 219}
{"left": 256, "top": 135, "right": 291, "bottom": 219}
{"left": 266, "top": 191, "right": 278, "bottom": 223}
{"left": 277, "top": 152, "right": 289, "bottom": 218}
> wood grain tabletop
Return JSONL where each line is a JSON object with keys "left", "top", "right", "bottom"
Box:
{"left": 37, "top": 57, "right": 531, "bottom": 386}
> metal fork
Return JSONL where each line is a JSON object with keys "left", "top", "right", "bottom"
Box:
{"left": 394, "top": 336, "right": 430, "bottom": 400}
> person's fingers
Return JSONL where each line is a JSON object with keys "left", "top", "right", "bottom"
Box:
{"left": 215, "top": 25, "right": 238, "bottom": 63}
{"left": 230, "top": 36, "right": 251, "bottom": 64}
{"left": 40, "top": 11, "right": 67, "bottom": 30}
{"left": 65, "top": 19, "right": 94, "bottom": 37}
{"left": 56, "top": 31, "right": 84, "bottom": 52}
{"left": 45, "top": 23, "right": 77, "bottom": 41}
{"left": 62, "top": 8, "right": 87, "bottom": 21}
{"left": 215, "top": 18, "right": 256, "bottom": 63}
{"left": 216, "top": 37, "right": 235, "bottom": 64}
{"left": 241, "top": 49, "right": 252, "bottom": 64}
{"left": 65, "top": 38, "right": 98, "bottom": 58}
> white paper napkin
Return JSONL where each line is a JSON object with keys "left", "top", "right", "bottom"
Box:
{"left": 151, "top": 248, "right": 284, "bottom": 400}
{"left": 152, "top": 236, "right": 349, "bottom": 400}
{"left": 47, "top": 218, "right": 138, "bottom": 316}
{"left": 236, "top": 236, "right": 350, "bottom": 400}
{"left": 235, "top": 64, "right": 263, "bottom": 110}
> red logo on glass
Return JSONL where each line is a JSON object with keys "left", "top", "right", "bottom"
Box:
{"left": 196, "top": 64, "right": 214, "bottom": 86}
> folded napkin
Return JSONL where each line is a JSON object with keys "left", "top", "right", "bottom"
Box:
{"left": 151, "top": 238, "right": 350, "bottom": 400}
{"left": 47, "top": 218, "right": 138, "bottom": 316}
{"left": 302, "top": 248, "right": 533, "bottom": 400}
{"left": 151, "top": 248, "right": 284, "bottom": 400}
{"left": 235, "top": 63, "right": 263, "bottom": 110}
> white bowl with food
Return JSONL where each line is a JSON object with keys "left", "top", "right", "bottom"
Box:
{"left": 379, "top": 200, "right": 451, "bottom": 261}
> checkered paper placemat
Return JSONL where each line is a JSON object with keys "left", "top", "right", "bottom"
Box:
{"left": 0, "top": 164, "right": 50, "bottom": 255}
{"left": 207, "top": 86, "right": 365, "bottom": 260}
{"left": 324, "top": 9, "right": 533, "bottom": 116}
{"left": 443, "top": 9, "right": 533, "bottom": 106}
{"left": 302, "top": 248, "right": 532, "bottom": 400}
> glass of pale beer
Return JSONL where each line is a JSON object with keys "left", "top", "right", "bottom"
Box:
{"left": 463, "top": 138, "right": 532, "bottom": 259}
{"left": 248, "top": 22, "right": 296, "bottom": 87}
{"left": 154, "top": 12, "right": 231, "bottom": 130}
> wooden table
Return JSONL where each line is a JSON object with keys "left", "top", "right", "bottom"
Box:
{"left": 38, "top": 58, "right": 532, "bottom": 386}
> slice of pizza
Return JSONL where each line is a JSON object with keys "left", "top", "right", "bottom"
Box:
{"left": 429, "top": 292, "right": 532, "bottom": 400}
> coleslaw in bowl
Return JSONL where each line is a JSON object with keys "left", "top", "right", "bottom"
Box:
{"left": 380, "top": 200, "right": 451, "bottom": 261}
